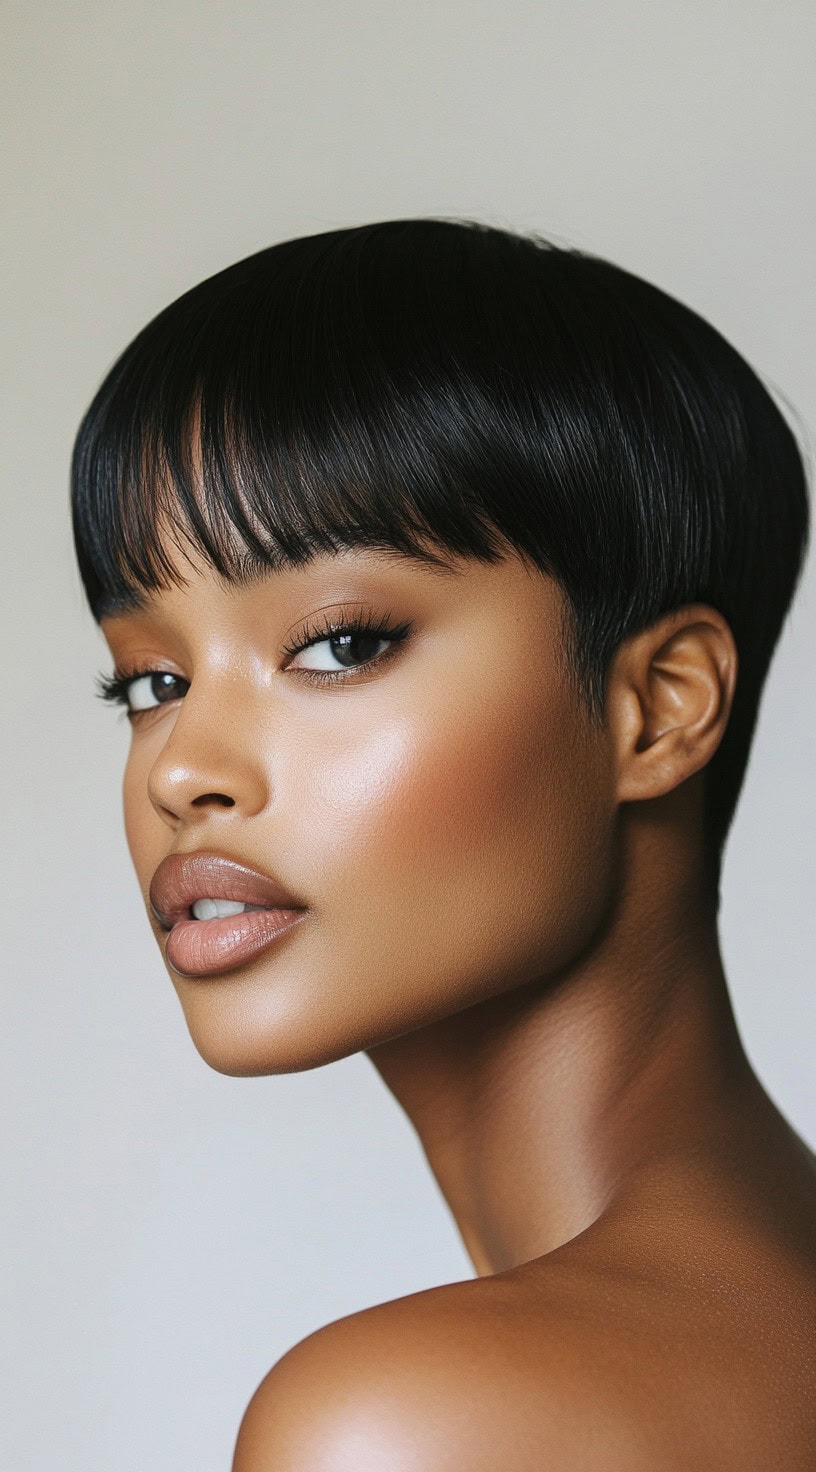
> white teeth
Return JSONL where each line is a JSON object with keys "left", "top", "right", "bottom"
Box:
{"left": 191, "top": 898, "right": 269, "bottom": 920}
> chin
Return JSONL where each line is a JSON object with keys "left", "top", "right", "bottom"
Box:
{"left": 184, "top": 1022, "right": 360, "bottom": 1077}
{"left": 168, "top": 962, "right": 413, "bottom": 1077}
{"left": 171, "top": 988, "right": 359, "bottom": 1076}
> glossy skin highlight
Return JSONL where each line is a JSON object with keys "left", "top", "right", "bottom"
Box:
{"left": 99, "top": 536, "right": 816, "bottom": 1471}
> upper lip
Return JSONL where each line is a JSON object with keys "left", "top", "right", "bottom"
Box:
{"left": 149, "top": 850, "right": 308, "bottom": 931}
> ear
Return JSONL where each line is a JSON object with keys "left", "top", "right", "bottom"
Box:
{"left": 606, "top": 605, "right": 738, "bottom": 805}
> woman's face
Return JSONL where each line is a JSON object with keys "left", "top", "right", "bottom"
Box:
{"left": 100, "top": 534, "right": 618, "bottom": 1075}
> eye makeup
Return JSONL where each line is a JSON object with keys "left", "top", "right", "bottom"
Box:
{"left": 96, "top": 605, "right": 415, "bottom": 718}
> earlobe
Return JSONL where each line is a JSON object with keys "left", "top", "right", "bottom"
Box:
{"left": 609, "top": 605, "right": 738, "bottom": 805}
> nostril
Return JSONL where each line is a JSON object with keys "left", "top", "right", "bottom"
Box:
{"left": 191, "top": 793, "right": 235, "bottom": 807}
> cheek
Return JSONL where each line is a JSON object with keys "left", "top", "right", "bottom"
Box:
{"left": 306, "top": 675, "right": 614, "bottom": 1021}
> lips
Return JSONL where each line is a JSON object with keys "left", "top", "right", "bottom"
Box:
{"left": 149, "top": 850, "right": 308, "bottom": 932}
{"left": 148, "top": 850, "right": 310, "bottom": 978}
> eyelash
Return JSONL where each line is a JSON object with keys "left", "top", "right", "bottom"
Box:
{"left": 95, "top": 608, "right": 414, "bottom": 717}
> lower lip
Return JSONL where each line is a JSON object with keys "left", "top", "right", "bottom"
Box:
{"left": 165, "top": 908, "right": 307, "bottom": 978}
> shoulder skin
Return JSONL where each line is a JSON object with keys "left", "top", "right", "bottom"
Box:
{"left": 230, "top": 1280, "right": 664, "bottom": 1472}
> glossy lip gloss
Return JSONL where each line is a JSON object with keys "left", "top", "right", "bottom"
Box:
{"left": 165, "top": 907, "right": 308, "bottom": 978}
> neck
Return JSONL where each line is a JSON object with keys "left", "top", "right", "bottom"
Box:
{"left": 366, "top": 870, "right": 756, "bottom": 1277}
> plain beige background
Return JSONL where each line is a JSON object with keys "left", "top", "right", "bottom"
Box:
{"left": 2, "top": 3, "right": 814, "bottom": 1468}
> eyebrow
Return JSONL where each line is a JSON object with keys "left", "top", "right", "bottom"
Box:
{"left": 96, "top": 542, "right": 466, "bottom": 622}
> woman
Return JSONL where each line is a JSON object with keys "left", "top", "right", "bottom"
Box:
{"left": 71, "top": 219, "right": 815, "bottom": 1469}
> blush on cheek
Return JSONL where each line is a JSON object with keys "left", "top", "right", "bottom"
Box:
{"left": 368, "top": 693, "right": 612, "bottom": 978}
{"left": 311, "top": 688, "right": 601, "bottom": 913}
{"left": 390, "top": 691, "right": 583, "bottom": 858}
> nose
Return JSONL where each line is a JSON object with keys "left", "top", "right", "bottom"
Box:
{"left": 146, "top": 683, "right": 270, "bottom": 827}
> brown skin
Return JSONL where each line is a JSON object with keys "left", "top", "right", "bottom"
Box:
{"left": 100, "top": 532, "right": 816, "bottom": 1470}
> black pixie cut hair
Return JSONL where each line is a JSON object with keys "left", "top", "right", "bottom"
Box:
{"left": 71, "top": 217, "right": 810, "bottom": 893}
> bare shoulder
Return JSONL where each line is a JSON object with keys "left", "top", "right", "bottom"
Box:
{"left": 232, "top": 1154, "right": 816, "bottom": 1472}
{"left": 230, "top": 1272, "right": 663, "bottom": 1472}
{"left": 232, "top": 1226, "right": 816, "bottom": 1472}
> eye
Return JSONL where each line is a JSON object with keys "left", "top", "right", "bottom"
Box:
{"left": 95, "top": 608, "right": 414, "bottom": 717}
{"left": 127, "top": 671, "right": 189, "bottom": 711}
{"left": 282, "top": 608, "right": 413, "bottom": 684}
{"left": 95, "top": 668, "right": 189, "bottom": 718}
